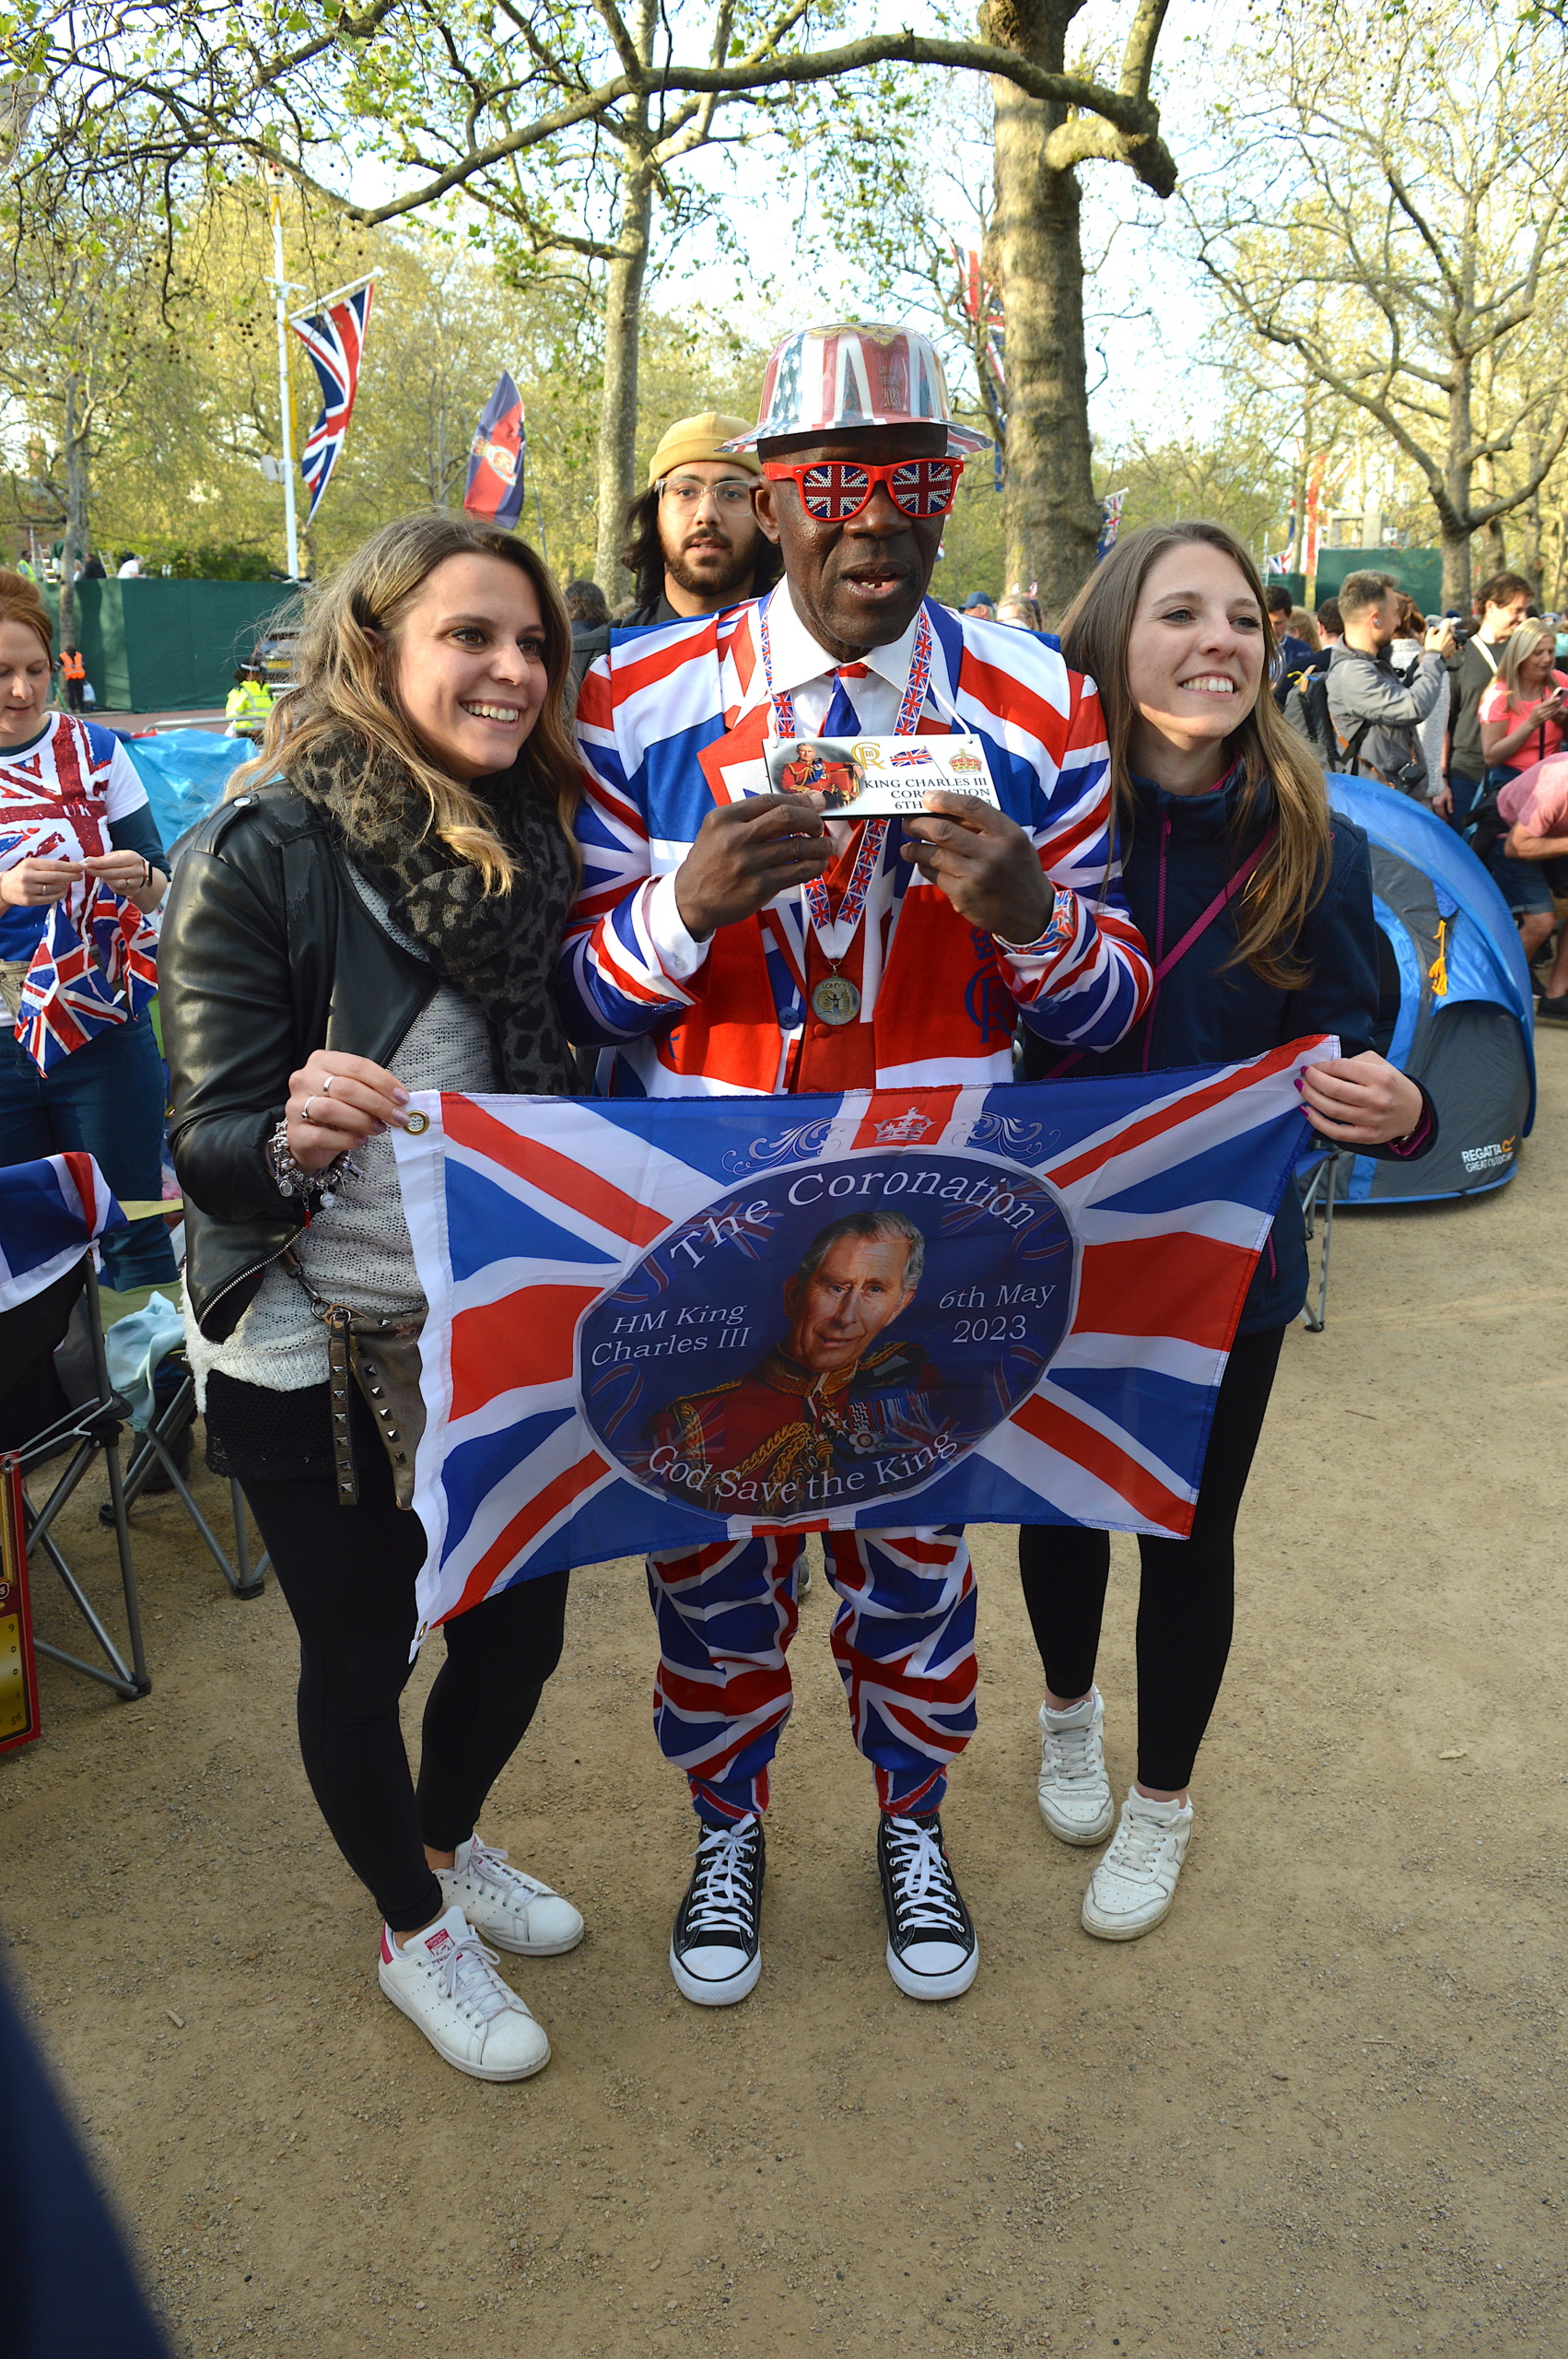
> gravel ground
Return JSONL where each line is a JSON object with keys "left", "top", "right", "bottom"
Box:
{"left": 3, "top": 1032, "right": 1563, "bottom": 2359}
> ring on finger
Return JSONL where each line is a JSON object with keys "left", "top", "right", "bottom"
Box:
{"left": 319, "top": 1074, "right": 335, "bottom": 1097}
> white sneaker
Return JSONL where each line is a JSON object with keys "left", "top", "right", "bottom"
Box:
{"left": 378, "top": 1906, "right": 551, "bottom": 2081}
{"left": 436, "top": 1835, "right": 584, "bottom": 1956}
{"left": 1081, "top": 1788, "right": 1192, "bottom": 1942}
{"left": 1036, "top": 1688, "right": 1115, "bottom": 1845}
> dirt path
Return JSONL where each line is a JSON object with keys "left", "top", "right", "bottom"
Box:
{"left": 4, "top": 1039, "right": 1564, "bottom": 2359}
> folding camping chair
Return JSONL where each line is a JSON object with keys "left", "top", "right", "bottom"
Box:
{"left": 108, "top": 1350, "right": 268, "bottom": 1602}
{"left": 0, "top": 1251, "right": 149, "bottom": 1700}
{"left": 1295, "top": 1144, "right": 1352, "bottom": 1333}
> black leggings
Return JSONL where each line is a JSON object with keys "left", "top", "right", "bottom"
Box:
{"left": 1017, "top": 1324, "right": 1285, "bottom": 1792}
{"left": 240, "top": 1436, "right": 569, "bottom": 1932}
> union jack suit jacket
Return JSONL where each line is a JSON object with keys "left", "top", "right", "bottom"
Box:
{"left": 559, "top": 593, "right": 1153, "bottom": 1097}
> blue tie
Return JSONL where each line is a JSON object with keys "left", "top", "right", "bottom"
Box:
{"left": 822, "top": 668, "right": 864, "bottom": 737}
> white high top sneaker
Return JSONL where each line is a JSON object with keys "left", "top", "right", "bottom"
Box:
{"left": 1081, "top": 1788, "right": 1193, "bottom": 1941}
{"left": 1036, "top": 1688, "right": 1115, "bottom": 1845}
{"left": 378, "top": 1906, "right": 551, "bottom": 2080}
{"left": 437, "top": 1836, "right": 584, "bottom": 1956}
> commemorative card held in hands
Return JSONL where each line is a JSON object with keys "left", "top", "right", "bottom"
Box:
{"left": 764, "top": 734, "right": 1000, "bottom": 817}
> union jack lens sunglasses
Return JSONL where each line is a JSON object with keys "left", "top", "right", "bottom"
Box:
{"left": 761, "top": 457, "right": 964, "bottom": 523}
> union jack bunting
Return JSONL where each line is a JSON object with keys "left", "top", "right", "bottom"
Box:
{"left": 294, "top": 282, "right": 375, "bottom": 520}
{"left": 16, "top": 885, "right": 159, "bottom": 1074}
{"left": 392, "top": 1043, "right": 1332, "bottom": 1637}
{"left": 0, "top": 1152, "right": 124, "bottom": 1316}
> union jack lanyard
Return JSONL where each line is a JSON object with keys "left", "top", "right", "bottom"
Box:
{"left": 757, "top": 599, "right": 933, "bottom": 983}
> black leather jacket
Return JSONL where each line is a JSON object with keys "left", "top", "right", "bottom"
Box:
{"left": 161, "top": 788, "right": 438, "bottom": 1341}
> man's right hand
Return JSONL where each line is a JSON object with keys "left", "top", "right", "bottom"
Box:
{"left": 1423, "top": 623, "right": 1457, "bottom": 657}
{"left": 673, "top": 793, "right": 833, "bottom": 940}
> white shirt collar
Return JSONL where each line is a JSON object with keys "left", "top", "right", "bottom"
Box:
{"left": 761, "top": 578, "right": 925, "bottom": 700}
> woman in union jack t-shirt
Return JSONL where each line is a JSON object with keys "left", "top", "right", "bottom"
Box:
{"left": 0, "top": 571, "right": 175, "bottom": 1289}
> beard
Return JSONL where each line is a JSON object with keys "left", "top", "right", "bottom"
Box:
{"left": 663, "top": 527, "right": 759, "bottom": 601}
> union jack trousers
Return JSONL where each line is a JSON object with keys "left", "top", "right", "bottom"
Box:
{"left": 648, "top": 1527, "right": 977, "bottom": 1821}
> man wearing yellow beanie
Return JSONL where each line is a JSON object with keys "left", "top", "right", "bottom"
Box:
{"left": 620, "top": 410, "right": 780, "bottom": 625}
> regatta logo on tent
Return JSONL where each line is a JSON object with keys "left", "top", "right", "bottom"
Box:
{"left": 1460, "top": 1137, "right": 1515, "bottom": 1173}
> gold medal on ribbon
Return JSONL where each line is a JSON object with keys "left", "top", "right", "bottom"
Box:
{"left": 811, "top": 974, "right": 861, "bottom": 1026}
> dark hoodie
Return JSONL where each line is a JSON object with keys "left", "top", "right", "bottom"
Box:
{"left": 1023, "top": 765, "right": 1435, "bottom": 1332}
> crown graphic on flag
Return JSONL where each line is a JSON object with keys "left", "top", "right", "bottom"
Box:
{"left": 464, "top": 371, "right": 526, "bottom": 531}
{"left": 294, "top": 280, "right": 375, "bottom": 522}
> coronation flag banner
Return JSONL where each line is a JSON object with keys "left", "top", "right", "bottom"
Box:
{"left": 395, "top": 1045, "right": 1335, "bottom": 1641}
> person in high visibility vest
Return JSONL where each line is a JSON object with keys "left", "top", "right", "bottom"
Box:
{"left": 58, "top": 646, "right": 87, "bottom": 713}
{"left": 224, "top": 664, "right": 274, "bottom": 737}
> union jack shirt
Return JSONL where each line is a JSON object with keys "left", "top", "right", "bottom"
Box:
{"left": 560, "top": 591, "right": 1153, "bottom": 1097}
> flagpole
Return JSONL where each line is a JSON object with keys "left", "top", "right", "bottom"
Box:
{"left": 271, "top": 184, "right": 300, "bottom": 582}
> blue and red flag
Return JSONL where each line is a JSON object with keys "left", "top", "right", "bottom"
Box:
{"left": 16, "top": 886, "right": 158, "bottom": 1074}
{"left": 463, "top": 371, "right": 526, "bottom": 529}
{"left": 294, "top": 282, "right": 375, "bottom": 521}
{"left": 393, "top": 1046, "right": 1331, "bottom": 1638}
{"left": 0, "top": 1153, "right": 124, "bottom": 1316}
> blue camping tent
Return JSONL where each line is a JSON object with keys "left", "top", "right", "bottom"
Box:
{"left": 120, "top": 729, "right": 251, "bottom": 856}
{"left": 1325, "top": 771, "right": 1536, "bottom": 1201}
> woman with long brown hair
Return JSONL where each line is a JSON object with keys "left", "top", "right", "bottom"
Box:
{"left": 162, "top": 513, "right": 585, "bottom": 2082}
{"left": 1021, "top": 521, "right": 1435, "bottom": 1942}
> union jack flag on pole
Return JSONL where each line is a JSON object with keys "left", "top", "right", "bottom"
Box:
{"left": 394, "top": 1044, "right": 1333, "bottom": 1641}
{"left": 292, "top": 280, "right": 375, "bottom": 521}
{"left": 0, "top": 1153, "right": 124, "bottom": 1316}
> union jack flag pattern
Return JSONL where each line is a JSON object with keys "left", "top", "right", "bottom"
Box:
{"left": 295, "top": 283, "right": 374, "bottom": 520}
{"left": 392, "top": 1042, "right": 1332, "bottom": 1640}
{"left": 0, "top": 1152, "right": 124, "bottom": 1316}
{"left": 16, "top": 885, "right": 159, "bottom": 1074}
{"left": 563, "top": 593, "right": 1154, "bottom": 1098}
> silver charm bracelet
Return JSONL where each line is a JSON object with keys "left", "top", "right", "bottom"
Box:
{"left": 266, "top": 1116, "right": 361, "bottom": 1211}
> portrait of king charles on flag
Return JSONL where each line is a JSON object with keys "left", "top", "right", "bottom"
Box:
{"left": 640, "top": 1209, "right": 954, "bottom": 1514}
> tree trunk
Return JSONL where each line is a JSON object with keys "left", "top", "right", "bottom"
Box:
{"left": 57, "top": 372, "right": 88, "bottom": 650}
{"left": 981, "top": 0, "right": 1098, "bottom": 619}
{"left": 593, "top": 164, "right": 654, "bottom": 597}
{"left": 1441, "top": 352, "right": 1474, "bottom": 611}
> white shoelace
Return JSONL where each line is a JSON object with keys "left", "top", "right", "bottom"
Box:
{"left": 1043, "top": 1716, "right": 1100, "bottom": 1785}
{"left": 684, "top": 1816, "right": 761, "bottom": 1941}
{"left": 883, "top": 1817, "right": 965, "bottom": 1936}
{"left": 1104, "top": 1808, "right": 1180, "bottom": 1879}
{"left": 426, "top": 1927, "right": 520, "bottom": 2023}
{"left": 462, "top": 1837, "right": 545, "bottom": 1901}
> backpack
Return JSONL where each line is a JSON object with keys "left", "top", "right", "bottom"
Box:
{"left": 1284, "top": 665, "right": 1370, "bottom": 773}
{"left": 1464, "top": 780, "right": 1510, "bottom": 860}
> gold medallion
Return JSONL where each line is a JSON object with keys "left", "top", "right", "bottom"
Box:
{"left": 811, "top": 975, "right": 861, "bottom": 1026}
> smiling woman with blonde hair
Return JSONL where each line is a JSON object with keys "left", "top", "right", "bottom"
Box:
{"left": 1017, "top": 519, "right": 1438, "bottom": 1948}
{"left": 160, "top": 512, "right": 586, "bottom": 2085}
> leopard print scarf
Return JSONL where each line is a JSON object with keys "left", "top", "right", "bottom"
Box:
{"left": 288, "top": 730, "right": 578, "bottom": 1097}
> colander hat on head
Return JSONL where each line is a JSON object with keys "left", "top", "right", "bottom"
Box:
{"left": 722, "top": 323, "right": 989, "bottom": 458}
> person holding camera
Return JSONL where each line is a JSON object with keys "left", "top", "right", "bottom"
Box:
{"left": 1326, "top": 570, "right": 1452, "bottom": 797}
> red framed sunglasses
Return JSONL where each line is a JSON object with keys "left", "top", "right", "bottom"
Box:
{"left": 761, "top": 456, "right": 965, "bottom": 523}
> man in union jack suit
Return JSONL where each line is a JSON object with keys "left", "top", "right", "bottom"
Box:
{"left": 559, "top": 320, "right": 1153, "bottom": 2009}
{"left": 642, "top": 1209, "right": 949, "bottom": 1512}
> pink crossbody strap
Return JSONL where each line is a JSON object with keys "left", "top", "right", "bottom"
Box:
{"left": 1041, "top": 824, "right": 1280, "bottom": 1080}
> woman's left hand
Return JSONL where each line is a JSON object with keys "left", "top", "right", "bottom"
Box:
{"left": 1299, "top": 1050, "right": 1424, "bottom": 1145}
{"left": 78, "top": 851, "right": 165, "bottom": 909}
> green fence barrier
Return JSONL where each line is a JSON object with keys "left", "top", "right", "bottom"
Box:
{"left": 1311, "top": 547, "right": 1444, "bottom": 616}
{"left": 42, "top": 580, "right": 299, "bottom": 711}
